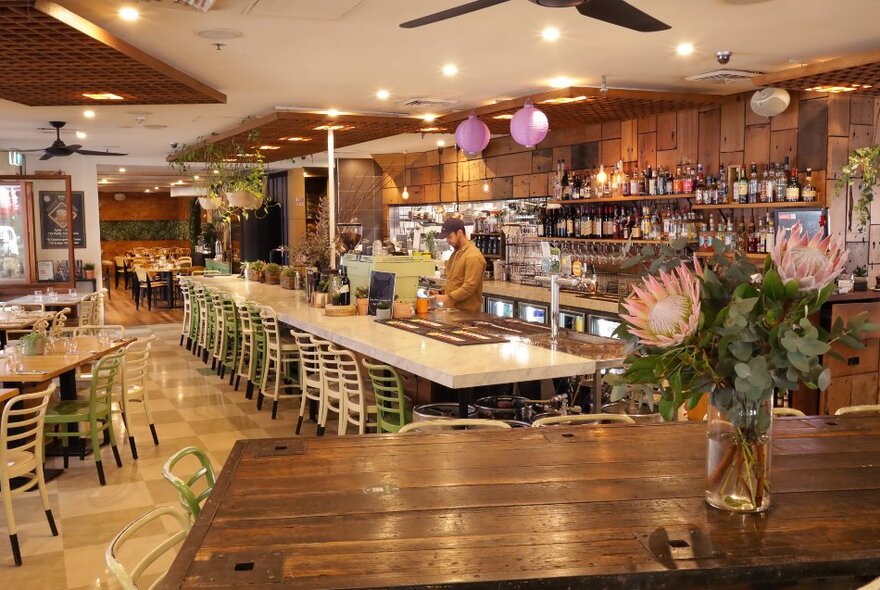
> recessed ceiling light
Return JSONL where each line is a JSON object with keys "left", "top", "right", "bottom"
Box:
{"left": 259, "top": 145, "right": 280, "bottom": 150}
{"left": 421, "top": 114, "right": 438, "bottom": 122}
{"left": 75, "top": 131, "right": 87, "bottom": 139}
{"left": 442, "top": 64, "right": 458, "bottom": 77}
{"left": 119, "top": 6, "right": 140, "bottom": 21}
{"left": 326, "top": 109, "right": 340, "bottom": 117}
{"left": 144, "top": 189, "right": 151, "bottom": 193}
{"left": 196, "top": 28, "right": 243, "bottom": 40}
{"left": 376, "top": 89, "right": 390, "bottom": 100}
{"left": 493, "top": 114, "right": 514, "bottom": 120}
{"left": 118, "top": 167, "right": 126, "bottom": 173}
{"left": 82, "top": 92, "right": 124, "bottom": 101}
{"left": 549, "top": 76, "right": 574, "bottom": 89}
{"left": 676, "top": 42, "right": 695, "bottom": 56}
{"left": 83, "top": 110, "right": 96, "bottom": 119}
{"left": 542, "top": 27, "right": 560, "bottom": 42}
{"left": 420, "top": 127, "right": 442, "bottom": 132}
{"left": 100, "top": 178, "right": 109, "bottom": 184}
{"left": 213, "top": 169, "right": 220, "bottom": 174}
{"left": 436, "top": 140, "right": 446, "bottom": 147}
{"left": 153, "top": 186, "right": 159, "bottom": 190}
{"left": 193, "top": 175, "right": 200, "bottom": 181}
{"left": 281, "top": 136, "right": 309, "bottom": 142}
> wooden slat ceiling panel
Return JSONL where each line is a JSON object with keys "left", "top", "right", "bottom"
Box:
{"left": 752, "top": 48, "right": 880, "bottom": 96}
{"left": 0, "top": 1, "right": 225, "bottom": 106}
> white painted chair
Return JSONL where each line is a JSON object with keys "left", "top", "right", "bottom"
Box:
{"left": 1, "top": 384, "right": 58, "bottom": 566}
{"left": 292, "top": 331, "right": 326, "bottom": 435}
{"left": 531, "top": 414, "right": 636, "bottom": 427}
{"left": 120, "top": 335, "right": 159, "bottom": 458}
{"left": 178, "top": 277, "right": 192, "bottom": 348}
{"left": 835, "top": 405, "right": 880, "bottom": 416}
{"left": 105, "top": 506, "right": 191, "bottom": 590}
{"left": 78, "top": 289, "right": 106, "bottom": 327}
{"left": 233, "top": 298, "right": 254, "bottom": 392}
{"left": 398, "top": 419, "right": 511, "bottom": 433}
{"left": 321, "top": 346, "right": 377, "bottom": 435}
{"left": 257, "top": 307, "right": 301, "bottom": 420}
{"left": 772, "top": 407, "right": 806, "bottom": 417}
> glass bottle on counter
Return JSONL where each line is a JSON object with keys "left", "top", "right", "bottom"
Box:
{"left": 802, "top": 168, "right": 817, "bottom": 202}
{"left": 786, "top": 168, "right": 801, "bottom": 202}
{"left": 339, "top": 266, "right": 351, "bottom": 305}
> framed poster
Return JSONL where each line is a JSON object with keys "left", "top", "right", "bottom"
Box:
{"left": 37, "top": 260, "right": 54, "bottom": 281}
{"left": 39, "top": 191, "right": 86, "bottom": 249}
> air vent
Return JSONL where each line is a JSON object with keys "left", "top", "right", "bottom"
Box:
{"left": 396, "top": 97, "right": 459, "bottom": 108}
{"left": 685, "top": 69, "right": 763, "bottom": 84}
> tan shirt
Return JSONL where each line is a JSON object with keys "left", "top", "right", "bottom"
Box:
{"left": 444, "top": 240, "right": 486, "bottom": 313}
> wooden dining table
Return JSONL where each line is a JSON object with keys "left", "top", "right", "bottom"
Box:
{"left": 0, "top": 310, "right": 53, "bottom": 346}
{"left": 160, "top": 417, "right": 880, "bottom": 589}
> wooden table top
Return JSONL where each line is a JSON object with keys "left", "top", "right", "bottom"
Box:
{"left": 0, "top": 336, "right": 131, "bottom": 383}
{"left": 0, "top": 388, "right": 17, "bottom": 403}
{"left": 0, "top": 311, "right": 53, "bottom": 330}
{"left": 6, "top": 294, "right": 82, "bottom": 306}
{"left": 160, "top": 417, "right": 880, "bottom": 589}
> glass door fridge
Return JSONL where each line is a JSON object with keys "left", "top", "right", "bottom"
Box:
{"left": 518, "top": 302, "right": 548, "bottom": 325}
{"left": 485, "top": 296, "right": 515, "bottom": 318}
{"left": 588, "top": 313, "right": 622, "bottom": 339}
{"left": 559, "top": 309, "right": 585, "bottom": 332}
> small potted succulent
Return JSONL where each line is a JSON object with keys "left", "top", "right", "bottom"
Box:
{"left": 263, "top": 263, "right": 282, "bottom": 285}
{"left": 18, "top": 331, "right": 47, "bottom": 356}
{"left": 247, "top": 260, "right": 265, "bottom": 282}
{"left": 375, "top": 299, "right": 392, "bottom": 320}
{"left": 310, "top": 278, "right": 329, "bottom": 308}
{"left": 355, "top": 286, "right": 369, "bottom": 316}
{"left": 279, "top": 267, "right": 298, "bottom": 290}
{"left": 83, "top": 262, "right": 96, "bottom": 280}
{"left": 853, "top": 265, "right": 869, "bottom": 291}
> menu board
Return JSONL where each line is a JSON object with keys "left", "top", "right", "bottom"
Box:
{"left": 39, "top": 191, "right": 86, "bottom": 249}
{"left": 367, "top": 270, "right": 396, "bottom": 315}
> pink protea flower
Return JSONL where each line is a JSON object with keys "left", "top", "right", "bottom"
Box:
{"left": 771, "top": 223, "right": 848, "bottom": 293}
{"left": 621, "top": 265, "right": 701, "bottom": 348}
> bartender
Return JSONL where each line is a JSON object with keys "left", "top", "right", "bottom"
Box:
{"left": 434, "top": 217, "right": 486, "bottom": 313}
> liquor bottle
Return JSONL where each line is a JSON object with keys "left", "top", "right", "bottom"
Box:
{"left": 736, "top": 166, "right": 749, "bottom": 204}
{"left": 785, "top": 167, "right": 800, "bottom": 202}
{"left": 766, "top": 217, "right": 776, "bottom": 253}
{"left": 673, "top": 165, "right": 683, "bottom": 194}
{"left": 630, "top": 164, "right": 640, "bottom": 196}
{"left": 647, "top": 165, "right": 656, "bottom": 196}
{"left": 747, "top": 219, "right": 757, "bottom": 253}
{"left": 565, "top": 207, "right": 574, "bottom": 237}
{"left": 631, "top": 208, "right": 642, "bottom": 239}
{"left": 683, "top": 165, "right": 694, "bottom": 194}
{"left": 561, "top": 163, "right": 570, "bottom": 200}
{"left": 622, "top": 167, "right": 631, "bottom": 196}
{"left": 536, "top": 207, "right": 545, "bottom": 237}
{"left": 775, "top": 162, "right": 787, "bottom": 201}
{"left": 802, "top": 168, "right": 817, "bottom": 202}
{"left": 762, "top": 164, "right": 774, "bottom": 203}
{"left": 718, "top": 166, "right": 729, "bottom": 204}
{"left": 748, "top": 163, "right": 759, "bottom": 203}
{"left": 638, "top": 165, "right": 647, "bottom": 196}
{"left": 339, "top": 266, "right": 351, "bottom": 305}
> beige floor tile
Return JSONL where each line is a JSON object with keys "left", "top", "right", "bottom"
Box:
{"left": 59, "top": 505, "right": 159, "bottom": 551}
{"left": 57, "top": 482, "right": 154, "bottom": 519}
{"left": 188, "top": 415, "right": 259, "bottom": 434}
{"left": 0, "top": 550, "right": 70, "bottom": 587}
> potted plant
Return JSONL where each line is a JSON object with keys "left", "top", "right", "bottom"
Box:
{"left": 355, "top": 286, "right": 369, "bottom": 316}
{"left": 310, "top": 278, "right": 329, "bottom": 308}
{"left": 280, "top": 267, "right": 298, "bottom": 290}
{"left": 837, "top": 144, "right": 880, "bottom": 228}
{"left": 606, "top": 227, "right": 874, "bottom": 513}
{"left": 263, "top": 263, "right": 281, "bottom": 285}
{"left": 83, "top": 262, "right": 95, "bottom": 280}
{"left": 375, "top": 299, "right": 392, "bottom": 320}
{"left": 392, "top": 295, "right": 414, "bottom": 319}
{"left": 247, "top": 260, "right": 265, "bottom": 282}
{"left": 18, "top": 331, "right": 47, "bottom": 356}
{"left": 226, "top": 164, "right": 265, "bottom": 210}
{"left": 854, "top": 265, "right": 869, "bottom": 291}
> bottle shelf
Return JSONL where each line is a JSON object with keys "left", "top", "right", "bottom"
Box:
{"left": 691, "top": 200, "right": 823, "bottom": 210}
{"left": 695, "top": 251, "right": 768, "bottom": 261}
{"left": 540, "top": 237, "right": 696, "bottom": 245}
{"left": 547, "top": 194, "right": 696, "bottom": 206}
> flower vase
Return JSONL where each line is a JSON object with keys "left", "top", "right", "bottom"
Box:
{"left": 706, "top": 390, "right": 772, "bottom": 513}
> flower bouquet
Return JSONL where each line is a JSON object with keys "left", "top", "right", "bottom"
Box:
{"left": 607, "top": 224, "right": 875, "bottom": 512}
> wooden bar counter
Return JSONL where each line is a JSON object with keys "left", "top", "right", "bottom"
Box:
{"left": 160, "top": 417, "right": 880, "bottom": 589}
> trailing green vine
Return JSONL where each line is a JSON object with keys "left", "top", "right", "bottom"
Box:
{"left": 836, "top": 145, "right": 880, "bottom": 229}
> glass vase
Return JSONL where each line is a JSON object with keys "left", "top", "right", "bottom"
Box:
{"left": 706, "top": 390, "right": 772, "bottom": 513}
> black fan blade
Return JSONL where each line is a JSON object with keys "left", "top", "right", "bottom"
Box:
{"left": 401, "top": 0, "right": 511, "bottom": 28}
{"left": 577, "top": 0, "right": 670, "bottom": 32}
{"left": 75, "top": 149, "right": 128, "bottom": 156}
{"left": 39, "top": 152, "right": 53, "bottom": 160}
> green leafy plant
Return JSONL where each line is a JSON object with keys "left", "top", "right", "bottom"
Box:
{"left": 291, "top": 196, "right": 331, "bottom": 269}
{"left": 248, "top": 260, "right": 266, "bottom": 273}
{"left": 18, "top": 331, "right": 47, "bottom": 356}
{"left": 355, "top": 286, "right": 369, "bottom": 299}
{"left": 423, "top": 230, "right": 437, "bottom": 254}
{"left": 82, "top": 262, "right": 95, "bottom": 271}
{"left": 854, "top": 265, "right": 868, "bottom": 278}
{"left": 280, "top": 267, "right": 297, "bottom": 278}
{"left": 264, "top": 263, "right": 281, "bottom": 275}
{"left": 836, "top": 144, "right": 880, "bottom": 228}
{"left": 376, "top": 299, "right": 391, "bottom": 310}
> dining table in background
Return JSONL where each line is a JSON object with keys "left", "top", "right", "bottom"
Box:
{"left": 0, "top": 309, "right": 54, "bottom": 346}
{"left": 161, "top": 417, "right": 880, "bottom": 589}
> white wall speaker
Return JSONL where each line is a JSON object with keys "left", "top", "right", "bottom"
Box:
{"left": 750, "top": 88, "right": 791, "bottom": 118}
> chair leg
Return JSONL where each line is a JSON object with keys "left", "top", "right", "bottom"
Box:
{"left": 34, "top": 457, "right": 58, "bottom": 537}
{"left": 295, "top": 415, "right": 304, "bottom": 435}
{"left": 9, "top": 534, "right": 21, "bottom": 567}
{"left": 120, "top": 411, "right": 138, "bottom": 460}
{"left": 246, "top": 380, "right": 254, "bottom": 400}
{"left": 234, "top": 375, "right": 241, "bottom": 390}
{"left": 45, "top": 510, "right": 58, "bottom": 537}
{"left": 2, "top": 478, "right": 21, "bottom": 565}
{"left": 149, "top": 423, "right": 159, "bottom": 446}
{"left": 90, "top": 419, "right": 106, "bottom": 486}
{"left": 256, "top": 391, "right": 264, "bottom": 411}
{"left": 271, "top": 400, "right": 278, "bottom": 420}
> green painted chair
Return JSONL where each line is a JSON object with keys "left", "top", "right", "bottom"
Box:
{"left": 162, "top": 446, "right": 216, "bottom": 521}
{"left": 362, "top": 361, "right": 413, "bottom": 434}
{"left": 45, "top": 349, "right": 125, "bottom": 485}
{"left": 247, "top": 304, "right": 267, "bottom": 401}
{"left": 214, "top": 293, "right": 239, "bottom": 382}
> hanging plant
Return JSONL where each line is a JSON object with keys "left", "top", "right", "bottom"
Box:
{"left": 836, "top": 145, "right": 880, "bottom": 229}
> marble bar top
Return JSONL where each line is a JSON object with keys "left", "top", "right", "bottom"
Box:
{"left": 430, "top": 278, "right": 622, "bottom": 315}
{"left": 190, "top": 276, "right": 624, "bottom": 389}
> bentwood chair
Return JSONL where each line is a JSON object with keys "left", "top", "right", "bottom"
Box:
{"left": 119, "top": 335, "right": 159, "bottom": 458}
{"left": 398, "top": 419, "right": 511, "bottom": 433}
{"left": 162, "top": 447, "right": 216, "bottom": 521}
{"left": 233, "top": 299, "right": 254, "bottom": 392}
{"left": 362, "top": 360, "right": 412, "bottom": 434}
{"left": 531, "top": 414, "right": 635, "bottom": 427}
{"left": 327, "top": 348, "right": 377, "bottom": 435}
{"left": 773, "top": 407, "right": 806, "bottom": 417}
{"left": 45, "top": 350, "right": 125, "bottom": 485}
{"left": 105, "top": 506, "right": 191, "bottom": 590}
{"left": 213, "top": 294, "right": 239, "bottom": 381}
{"left": 1, "top": 384, "right": 58, "bottom": 566}
{"left": 258, "top": 306, "right": 300, "bottom": 419}
{"left": 114, "top": 256, "right": 127, "bottom": 289}
{"left": 835, "top": 405, "right": 880, "bottom": 416}
{"left": 178, "top": 278, "right": 192, "bottom": 349}
{"left": 291, "top": 332, "right": 326, "bottom": 435}
{"left": 245, "top": 303, "right": 267, "bottom": 400}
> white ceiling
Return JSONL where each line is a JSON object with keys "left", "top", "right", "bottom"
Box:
{"left": 2, "top": 0, "right": 879, "bottom": 166}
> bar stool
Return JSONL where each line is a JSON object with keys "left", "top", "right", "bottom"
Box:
{"left": 178, "top": 278, "right": 191, "bottom": 348}
{"left": 316, "top": 344, "right": 346, "bottom": 434}
{"left": 246, "top": 303, "right": 267, "bottom": 401}
{"left": 193, "top": 286, "right": 209, "bottom": 359}
{"left": 214, "top": 294, "right": 239, "bottom": 382}
{"left": 258, "top": 306, "right": 301, "bottom": 419}
{"left": 233, "top": 299, "right": 253, "bottom": 392}
{"left": 325, "top": 347, "right": 377, "bottom": 435}
{"left": 201, "top": 288, "right": 218, "bottom": 365}
{"left": 208, "top": 290, "right": 224, "bottom": 369}
{"left": 291, "top": 332, "right": 325, "bottom": 435}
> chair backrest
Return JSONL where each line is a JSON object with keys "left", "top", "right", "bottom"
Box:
{"left": 124, "top": 335, "right": 156, "bottom": 390}
{"left": 88, "top": 350, "right": 124, "bottom": 408}
{"left": 259, "top": 306, "right": 282, "bottom": 349}
{"left": 398, "top": 419, "right": 511, "bottom": 433}
{"left": 321, "top": 345, "right": 359, "bottom": 402}
{"left": 203, "top": 269, "right": 221, "bottom": 276}
{"left": 190, "top": 269, "right": 205, "bottom": 277}
{"left": 362, "top": 360, "right": 409, "bottom": 433}
{"left": 177, "top": 257, "right": 192, "bottom": 265}
{"left": 162, "top": 446, "right": 216, "bottom": 520}
{"left": 531, "top": 414, "right": 636, "bottom": 427}
{"left": 772, "top": 407, "right": 806, "bottom": 417}
{"left": 135, "top": 268, "right": 148, "bottom": 283}
{"left": 0, "top": 384, "right": 56, "bottom": 468}
{"left": 73, "top": 324, "right": 126, "bottom": 339}
{"left": 114, "top": 256, "right": 125, "bottom": 267}
{"left": 50, "top": 307, "right": 70, "bottom": 337}
{"left": 290, "top": 331, "right": 322, "bottom": 389}
{"left": 835, "top": 404, "right": 880, "bottom": 416}
{"left": 105, "top": 506, "right": 191, "bottom": 590}
{"left": 79, "top": 290, "right": 106, "bottom": 327}
{"left": 234, "top": 299, "right": 252, "bottom": 333}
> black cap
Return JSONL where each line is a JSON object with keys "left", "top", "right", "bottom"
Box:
{"left": 438, "top": 217, "right": 465, "bottom": 239}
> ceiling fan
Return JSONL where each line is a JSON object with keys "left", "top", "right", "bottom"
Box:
{"left": 400, "top": 0, "right": 670, "bottom": 32}
{"left": 13, "top": 121, "right": 127, "bottom": 160}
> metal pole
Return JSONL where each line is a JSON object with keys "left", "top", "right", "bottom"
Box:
{"left": 327, "top": 128, "right": 336, "bottom": 270}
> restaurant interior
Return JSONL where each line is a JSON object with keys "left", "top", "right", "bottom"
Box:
{"left": 1, "top": 0, "right": 880, "bottom": 588}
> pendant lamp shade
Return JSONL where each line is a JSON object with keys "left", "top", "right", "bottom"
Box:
{"left": 455, "top": 112, "right": 490, "bottom": 155}
{"left": 510, "top": 100, "right": 549, "bottom": 148}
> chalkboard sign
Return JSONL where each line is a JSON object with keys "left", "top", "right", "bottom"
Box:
{"left": 775, "top": 209, "right": 826, "bottom": 239}
{"left": 39, "top": 191, "right": 86, "bottom": 249}
{"left": 367, "top": 270, "right": 396, "bottom": 315}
